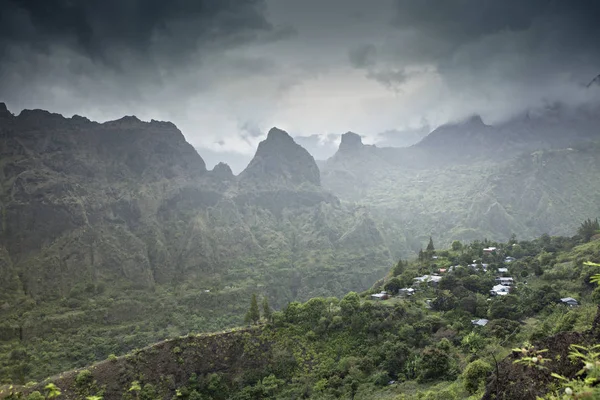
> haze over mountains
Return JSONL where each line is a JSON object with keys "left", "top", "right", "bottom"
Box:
{"left": 1, "top": 81, "right": 600, "bottom": 383}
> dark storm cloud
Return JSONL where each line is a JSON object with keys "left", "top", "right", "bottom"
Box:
{"left": 385, "top": 0, "right": 600, "bottom": 82}
{"left": 0, "top": 0, "right": 286, "bottom": 65}
{"left": 341, "top": 0, "right": 600, "bottom": 126}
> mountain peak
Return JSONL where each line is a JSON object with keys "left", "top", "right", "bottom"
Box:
{"left": 266, "top": 127, "right": 294, "bottom": 141}
{"left": 240, "top": 127, "right": 320, "bottom": 187}
{"left": 211, "top": 162, "right": 234, "bottom": 180}
{"left": 0, "top": 102, "right": 12, "bottom": 119}
{"left": 339, "top": 132, "right": 364, "bottom": 152}
{"left": 461, "top": 115, "right": 486, "bottom": 126}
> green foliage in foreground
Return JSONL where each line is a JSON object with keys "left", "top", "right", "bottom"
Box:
{"left": 2, "top": 234, "right": 600, "bottom": 399}
{"left": 167, "top": 235, "right": 600, "bottom": 399}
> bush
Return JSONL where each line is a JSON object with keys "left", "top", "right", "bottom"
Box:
{"left": 372, "top": 371, "right": 390, "bottom": 386}
{"left": 75, "top": 369, "right": 94, "bottom": 388}
{"left": 417, "top": 346, "right": 452, "bottom": 382}
{"left": 462, "top": 359, "right": 492, "bottom": 394}
{"left": 26, "top": 392, "right": 44, "bottom": 400}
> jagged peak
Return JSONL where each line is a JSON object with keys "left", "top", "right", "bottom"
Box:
{"left": 338, "top": 131, "right": 364, "bottom": 152}
{"left": 266, "top": 127, "right": 294, "bottom": 142}
{"left": 211, "top": 162, "right": 234, "bottom": 180}
{"left": 18, "top": 108, "right": 61, "bottom": 118}
{"left": 241, "top": 127, "right": 321, "bottom": 187}
{"left": 71, "top": 115, "right": 92, "bottom": 123}
{"left": 106, "top": 115, "right": 142, "bottom": 125}
{"left": 459, "top": 114, "right": 486, "bottom": 127}
{"left": 0, "top": 102, "right": 12, "bottom": 118}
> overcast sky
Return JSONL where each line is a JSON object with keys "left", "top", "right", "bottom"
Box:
{"left": 1, "top": 0, "right": 600, "bottom": 169}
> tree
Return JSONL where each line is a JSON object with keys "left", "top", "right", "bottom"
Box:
{"left": 578, "top": 218, "right": 600, "bottom": 242}
{"left": 431, "top": 290, "right": 457, "bottom": 312}
{"left": 245, "top": 294, "right": 260, "bottom": 325}
{"left": 426, "top": 237, "right": 435, "bottom": 253}
{"left": 392, "top": 259, "right": 405, "bottom": 276}
{"left": 340, "top": 292, "right": 360, "bottom": 319}
{"left": 384, "top": 277, "right": 402, "bottom": 294}
{"left": 451, "top": 240, "right": 463, "bottom": 252}
{"left": 488, "top": 295, "right": 522, "bottom": 320}
{"left": 262, "top": 296, "right": 272, "bottom": 322}
{"left": 462, "top": 359, "right": 492, "bottom": 394}
{"left": 417, "top": 346, "right": 452, "bottom": 382}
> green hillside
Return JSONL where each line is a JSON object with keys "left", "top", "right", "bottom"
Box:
{"left": 3, "top": 231, "right": 600, "bottom": 399}
{"left": 322, "top": 136, "right": 600, "bottom": 256}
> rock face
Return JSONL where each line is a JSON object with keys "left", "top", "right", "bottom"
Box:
{"left": 240, "top": 128, "right": 321, "bottom": 188}
{"left": 0, "top": 103, "right": 11, "bottom": 119}
{"left": 0, "top": 105, "right": 391, "bottom": 303}
{"left": 338, "top": 132, "right": 364, "bottom": 153}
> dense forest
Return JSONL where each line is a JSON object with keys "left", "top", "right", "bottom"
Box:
{"left": 2, "top": 221, "right": 600, "bottom": 399}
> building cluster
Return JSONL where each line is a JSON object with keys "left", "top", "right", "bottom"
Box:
{"left": 373, "top": 252, "right": 580, "bottom": 312}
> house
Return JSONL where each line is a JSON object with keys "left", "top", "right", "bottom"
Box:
{"left": 413, "top": 275, "right": 443, "bottom": 286}
{"left": 398, "top": 288, "right": 415, "bottom": 296}
{"left": 371, "top": 292, "right": 389, "bottom": 301}
{"left": 495, "top": 277, "right": 514, "bottom": 286}
{"left": 504, "top": 256, "right": 516, "bottom": 263}
{"left": 490, "top": 284, "right": 510, "bottom": 296}
{"left": 497, "top": 267, "right": 509, "bottom": 274}
{"left": 471, "top": 318, "right": 489, "bottom": 327}
{"left": 469, "top": 263, "right": 487, "bottom": 272}
{"left": 483, "top": 247, "right": 497, "bottom": 253}
{"left": 560, "top": 297, "right": 579, "bottom": 307}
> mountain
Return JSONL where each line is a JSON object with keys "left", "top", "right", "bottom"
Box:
{"left": 321, "top": 102, "right": 600, "bottom": 254}
{"left": 239, "top": 128, "right": 321, "bottom": 188}
{"left": 0, "top": 104, "right": 391, "bottom": 381}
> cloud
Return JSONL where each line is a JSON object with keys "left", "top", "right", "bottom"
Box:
{"left": 348, "top": 44, "right": 377, "bottom": 68}
{"left": 344, "top": 0, "right": 600, "bottom": 126}
{"left": 0, "top": 0, "right": 294, "bottom": 109}
{"left": 366, "top": 68, "right": 408, "bottom": 92}
{"left": 0, "top": 0, "right": 288, "bottom": 64}
{"left": 2, "top": 0, "right": 600, "bottom": 157}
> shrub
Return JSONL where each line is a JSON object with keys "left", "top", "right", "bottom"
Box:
{"left": 26, "top": 392, "right": 44, "bottom": 400}
{"left": 462, "top": 359, "right": 492, "bottom": 394}
{"left": 75, "top": 369, "right": 94, "bottom": 388}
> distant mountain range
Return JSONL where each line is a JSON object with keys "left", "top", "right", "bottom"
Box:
{"left": 198, "top": 127, "right": 429, "bottom": 174}
{"left": 320, "top": 100, "right": 600, "bottom": 254}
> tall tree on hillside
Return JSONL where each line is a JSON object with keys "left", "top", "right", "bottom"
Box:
{"left": 451, "top": 240, "right": 463, "bottom": 252}
{"left": 245, "top": 294, "right": 260, "bottom": 325}
{"left": 426, "top": 236, "right": 435, "bottom": 254}
{"left": 578, "top": 218, "right": 600, "bottom": 242}
{"left": 262, "top": 296, "right": 272, "bottom": 322}
{"left": 392, "top": 259, "right": 405, "bottom": 276}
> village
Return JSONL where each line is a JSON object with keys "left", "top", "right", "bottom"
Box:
{"left": 370, "top": 244, "right": 580, "bottom": 327}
